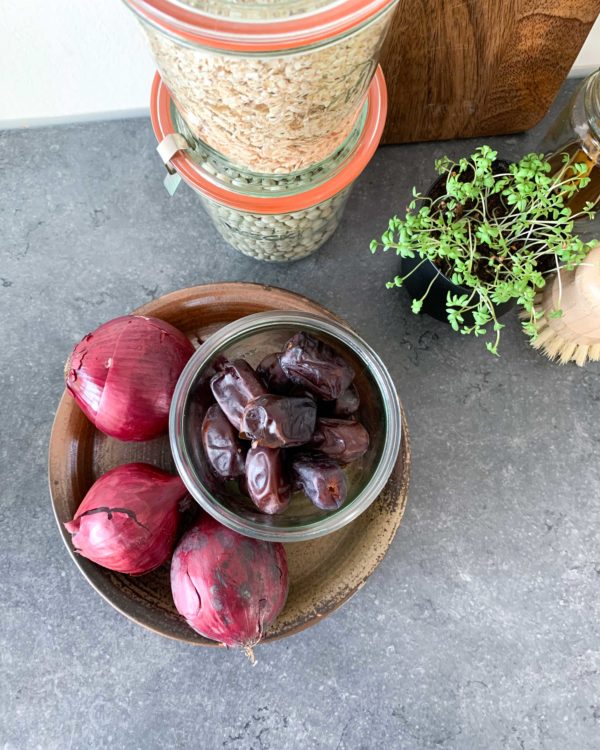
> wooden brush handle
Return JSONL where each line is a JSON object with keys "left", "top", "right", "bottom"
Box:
{"left": 542, "top": 244, "right": 600, "bottom": 344}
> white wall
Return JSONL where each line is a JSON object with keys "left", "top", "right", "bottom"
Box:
{"left": 572, "top": 14, "right": 600, "bottom": 77}
{"left": 1, "top": 1, "right": 599, "bottom": 128}
{"left": 0, "top": 1, "right": 154, "bottom": 127}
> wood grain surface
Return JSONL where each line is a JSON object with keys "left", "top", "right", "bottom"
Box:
{"left": 380, "top": 1, "right": 600, "bottom": 143}
{"left": 48, "top": 283, "right": 411, "bottom": 646}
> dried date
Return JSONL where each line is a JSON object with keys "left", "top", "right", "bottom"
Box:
{"left": 291, "top": 452, "right": 347, "bottom": 511}
{"left": 256, "top": 352, "right": 292, "bottom": 394}
{"left": 246, "top": 445, "right": 291, "bottom": 515}
{"left": 210, "top": 359, "right": 267, "bottom": 430}
{"left": 201, "top": 404, "right": 246, "bottom": 479}
{"left": 241, "top": 394, "right": 317, "bottom": 448}
{"left": 279, "top": 332, "right": 355, "bottom": 401}
{"left": 310, "top": 417, "right": 370, "bottom": 463}
{"left": 329, "top": 384, "right": 360, "bottom": 417}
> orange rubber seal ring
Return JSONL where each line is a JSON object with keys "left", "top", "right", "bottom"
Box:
{"left": 125, "top": 0, "right": 397, "bottom": 53}
{"left": 150, "top": 67, "right": 387, "bottom": 214}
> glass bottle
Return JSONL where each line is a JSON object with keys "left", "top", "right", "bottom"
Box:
{"left": 540, "top": 68, "right": 600, "bottom": 214}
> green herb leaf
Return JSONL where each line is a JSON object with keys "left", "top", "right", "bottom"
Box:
{"left": 369, "top": 145, "right": 598, "bottom": 356}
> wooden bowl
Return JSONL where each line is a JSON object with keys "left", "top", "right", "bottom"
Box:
{"left": 48, "top": 283, "right": 411, "bottom": 645}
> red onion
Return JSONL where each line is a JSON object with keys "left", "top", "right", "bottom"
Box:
{"left": 65, "top": 315, "right": 194, "bottom": 441}
{"left": 64, "top": 463, "right": 187, "bottom": 575}
{"left": 171, "top": 515, "right": 288, "bottom": 652}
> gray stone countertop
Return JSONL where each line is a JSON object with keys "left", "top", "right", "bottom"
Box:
{"left": 2, "top": 80, "right": 600, "bottom": 750}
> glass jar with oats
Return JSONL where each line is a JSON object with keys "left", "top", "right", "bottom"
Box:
{"left": 124, "top": 0, "right": 398, "bottom": 173}
{"left": 150, "top": 67, "right": 387, "bottom": 261}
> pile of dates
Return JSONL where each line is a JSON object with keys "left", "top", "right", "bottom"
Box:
{"left": 201, "top": 332, "right": 370, "bottom": 514}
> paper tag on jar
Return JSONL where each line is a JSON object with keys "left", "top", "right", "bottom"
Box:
{"left": 164, "top": 172, "right": 182, "bottom": 196}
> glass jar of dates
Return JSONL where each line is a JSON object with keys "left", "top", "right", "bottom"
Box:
{"left": 170, "top": 311, "right": 402, "bottom": 542}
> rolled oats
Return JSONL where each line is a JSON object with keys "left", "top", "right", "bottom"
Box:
{"left": 140, "top": 3, "right": 395, "bottom": 173}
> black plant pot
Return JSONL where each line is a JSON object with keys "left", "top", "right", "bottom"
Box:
{"left": 400, "top": 255, "right": 515, "bottom": 324}
{"left": 400, "top": 159, "right": 515, "bottom": 325}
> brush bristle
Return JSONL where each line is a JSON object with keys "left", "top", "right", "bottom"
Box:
{"left": 558, "top": 341, "right": 578, "bottom": 364}
{"left": 530, "top": 324, "right": 554, "bottom": 349}
{"left": 544, "top": 335, "right": 566, "bottom": 360}
{"left": 574, "top": 345, "right": 590, "bottom": 367}
{"left": 526, "top": 299, "right": 597, "bottom": 366}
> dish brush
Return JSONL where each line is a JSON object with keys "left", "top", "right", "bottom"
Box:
{"left": 525, "top": 243, "right": 600, "bottom": 366}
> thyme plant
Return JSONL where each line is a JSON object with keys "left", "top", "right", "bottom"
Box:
{"left": 370, "top": 146, "right": 597, "bottom": 354}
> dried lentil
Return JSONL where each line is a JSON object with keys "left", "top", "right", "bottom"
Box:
{"left": 198, "top": 186, "right": 352, "bottom": 261}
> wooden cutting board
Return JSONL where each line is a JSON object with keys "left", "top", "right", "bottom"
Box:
{"left": 380, "top": 1, "right": 600, "bottom": 143}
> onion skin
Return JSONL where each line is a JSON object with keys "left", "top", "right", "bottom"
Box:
{"left": 64, "top": 463, "right": 187, "bottom": 575}
{"left": 65, "top": 315, "right": 195, "bottom": 441}
{"left": 170, "top": 515, "right": 288, "bottom": 648}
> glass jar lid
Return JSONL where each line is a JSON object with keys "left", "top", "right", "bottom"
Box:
{"left": 124, "top": 0, "right": 397, "bottom": 51}
{"left": 150, "top": 66, "right": 387, "bottom": 213}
